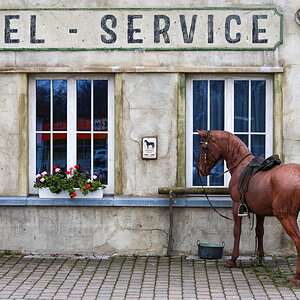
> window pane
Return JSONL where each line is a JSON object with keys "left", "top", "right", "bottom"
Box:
{"left": 77, "top": 80, "right": 91, "bottom": 131}
{"left": 193, "top": 81, "right": 208, "bottom": 131}
{"left": 193, "top": 134, "right": 207, "bottom": 186}
{"left": 210, "top": 160, "right": 224, "bottom": 186}
{"left": 77, "top": 133, "right": 91, "bottom": 174}
{"left": 210, "top": 80, "right": 224, "bottom": 130}
{"left": 251, "top": 135, "right": 265, "bottom": 157}
{"left": 36, "top": 80, "right": 50, "bottom": 131}
{"left": 234, "top": 80, "right": 249, "bottom": 132}
{"left": 94, "top": 80, "right": 108, "bottom": 131}
{"left": 53, "top": 133, "right": 67, "bottom": 171}
{"left": 53, "top": 80, "right": 67, "bottom": 131}
{"left": 236, "top": 134, "right": 248, "bottom": 147}
{"left": 36, "top": 133, "right": 50, "bottom": 174}
{"left": 251, "top": 80, "right": 266, "bottom": 132}
{"left": 94, "top": 134, "right": 108, "bottom": 184}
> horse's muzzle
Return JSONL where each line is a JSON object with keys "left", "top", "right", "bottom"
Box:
{"left": 199, "top": 167, "right": 209, "bottom": 176}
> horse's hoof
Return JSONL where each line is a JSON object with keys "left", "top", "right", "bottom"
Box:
{"left": 226, "top": 260, "right": 238, "bottom": 268}
{"left": 286, "top": 277, "right": 300, "bottom": 287}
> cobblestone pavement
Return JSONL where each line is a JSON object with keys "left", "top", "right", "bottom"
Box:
{"left": 0, "top": 254, "right": 299, "bottom": 299}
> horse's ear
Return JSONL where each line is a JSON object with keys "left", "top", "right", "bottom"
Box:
{"left": 196, "top": 130, "right": 207, "bottom": 136}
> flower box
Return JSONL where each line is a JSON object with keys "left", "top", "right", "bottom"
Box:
{"left": 35, "top": 164, "right": 106, "bottom": 199}
{"left": 39, "top": 188, "right": 104, "bottom": 199}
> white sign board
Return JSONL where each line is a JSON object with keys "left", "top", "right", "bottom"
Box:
{"left": 142, "top": 137, "right": 157, "bottom": 160}
{"left": 0, "top": 8, "right": 282, "bottom": 50}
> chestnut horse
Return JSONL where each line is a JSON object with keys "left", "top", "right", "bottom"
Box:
{"left": 197, "top": 130, "right": 300, "bottom": 282}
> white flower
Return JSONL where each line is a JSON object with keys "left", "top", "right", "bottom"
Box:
{"left": 87, "top": 179, "right": 92, "bottom": 183}
{"left": 36, "top": 174, "right": 41, "bottom": 178}
{"left": 40, "top": 178, "right": 45, "bottom": 182}
{"left": 41, "top": 171, "right": 47, "bottom": 176}
{"left": 93, "top": 175, "right": 97, "bottom": 179}
{"left": 55, "top": 168, "right": 60, "bottom": 172}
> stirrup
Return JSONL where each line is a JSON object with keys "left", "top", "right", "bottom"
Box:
{"left": 238, "top": 203, "right": 249, "bottom": 217}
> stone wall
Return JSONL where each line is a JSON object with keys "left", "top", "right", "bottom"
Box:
{"left": 0, "top": 206, "right": 295, "bottom": 256}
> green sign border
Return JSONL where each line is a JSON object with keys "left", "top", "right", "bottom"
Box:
{"left": 0, "top": 7, "right": 283, "bottom": 51}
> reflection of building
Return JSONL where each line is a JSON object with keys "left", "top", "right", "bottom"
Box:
{"left": 0, "top": 3, "right": 298, "bottom": 256}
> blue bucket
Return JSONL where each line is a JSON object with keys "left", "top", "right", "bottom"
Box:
{"left": 197, "top": 240, "right": 225, "bottom": 259}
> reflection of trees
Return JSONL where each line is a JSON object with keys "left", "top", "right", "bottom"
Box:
{"left": 53, "top": 80, "right": 67, "bottom": 130}
{"left": 77, "top": 80, "right": 108, "bottom": 131}
{"left": 94, "top": 80, "right": 108, "bottom": 127}
{"left": 77, "top": 80, "right": 91, "bottom": 126}
{"left": 36, "top": 80, "right": 50, "bottom": 131}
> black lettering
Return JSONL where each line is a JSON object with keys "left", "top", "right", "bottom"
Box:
{"left": 101, "top": 15, "right": 117, "bottom": 44}
{"left": 128, "top": 15, "right": 143, "bottom": 43}
{"left": 180, "top": 15, "right": 197, "bottom": 43}
{"left": 154, "top": 15, "right": 170, "bottom": 43}
{"left": 252, "top": 15, "right": 268, "bottom": 43}
{"left": 5, "top": 15, "right": 20, "bottom": 43}
{"left": 225, "top": 15, "right": 241, "bottom": 43}
{"left": 208, "top": 15, "right": 214, "bottom": 44}
{"left": 30, "top": 15, "right": 45, "bottom": 44}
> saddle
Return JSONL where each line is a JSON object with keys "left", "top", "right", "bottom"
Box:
{"left": 237, "top": 154, "right": 281, "bottom": 216}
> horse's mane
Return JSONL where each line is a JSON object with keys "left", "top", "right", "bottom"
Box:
{"left": 213, "top": 131, "right": 252, "bottom": 163}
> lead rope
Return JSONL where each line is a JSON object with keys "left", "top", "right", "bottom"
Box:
{"left": 197, "top": 168, "right": 232, "bottom": 221}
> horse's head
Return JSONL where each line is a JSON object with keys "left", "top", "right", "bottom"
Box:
{"left": 197, "top": 130, "right": 222, "bottom": 176}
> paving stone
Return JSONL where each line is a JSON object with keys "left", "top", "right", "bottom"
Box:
{"left": 0, "top": 255, "right": 300, "bottom": 299}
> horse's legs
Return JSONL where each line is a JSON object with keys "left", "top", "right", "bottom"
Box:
{"left": 255, "top": 215, "right": 265, "bottom": 258}
{"left": 278, "top": 216, "right": 300, "bottom": 280}
{"left": 226, "top": 202, "right": 242, "bottom": 268}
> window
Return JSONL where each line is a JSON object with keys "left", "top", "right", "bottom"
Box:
{"left": 29, "top": 75, "right": 114, "bottom": 195}
{"left": 186, "top": 75, "right": 273, "bottom": 188}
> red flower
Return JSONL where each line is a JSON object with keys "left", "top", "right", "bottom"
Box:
{"left": 65, "top": 171, "right": 71, "bottom": 175}
{"left": 71, "top": 192, "right": 77, "bottom": 197}
{"left": 86, "top": 184, "right": 91, "bottom": 188}
{"left": 53, "top": 166, "right": 57, "bottom": 170}
{"left": 74, "top": 164, "right": 80, "bottom": 169}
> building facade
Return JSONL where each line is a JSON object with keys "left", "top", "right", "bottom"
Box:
{"left": 0, "top": 0, "right": 298, "bottom": 256}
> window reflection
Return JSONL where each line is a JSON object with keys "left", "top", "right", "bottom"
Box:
{"left": 77, "top": 133, "right": 91, "bottom": 174}
{"left": 53, "top": 133, "right": 67, "bottom": 171}
{"left": 234, "top": 80, "right": 249, "bottom": 132}
{"left": 193, "top": 81, "right": 207, "bottom": 132}
{"left": 36, "top": 133, "right": 50, "bottom": 174}
{"left": 94, "top": 134, "right": 108, "bottom": 184}
{"left": 36, "top": 80, "right": 50, "bottom": 131}
{"left": 251, "top": 81, "right": 266, "bottom": 132}
{"left": 210, "top": 80, "right": 224, "bottom": 130}
{"left": 77, "top": 80, "right": 91, "bottom": 131}
{"left": 193, "top": 134, "right": 207, "bottom": 186}
{"left": 94, "top": 80, "right": 108, "bottom": 131}
{"left": 251, "top": 135, "right": 265, "bottom": 157}
{"left": 53, "top": 80, "right": 67, "bottom": 131}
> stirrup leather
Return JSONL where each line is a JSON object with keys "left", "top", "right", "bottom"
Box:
{"left": 238, "top": 203, "right": 249, "bottom": 217}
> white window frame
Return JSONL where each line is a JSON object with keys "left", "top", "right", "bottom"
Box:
{"left": 29, "top": 74, "right": 114, "bottom": 195}
{"left": 186, "top": 74, "right": 273, "bottom": 188}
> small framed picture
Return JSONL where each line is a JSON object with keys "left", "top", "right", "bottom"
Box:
{"left": 142, "top": 137, "right": 157, "bottom": 160}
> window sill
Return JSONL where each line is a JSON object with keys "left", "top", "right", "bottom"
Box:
{"left": 0, "top": 195, "right": 232, "bottom": 207}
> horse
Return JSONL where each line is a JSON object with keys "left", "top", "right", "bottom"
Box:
{"left": 197, "top": 130, "right": 300, "bottom": 283}
{"left": 144, "top": 139, "right": 155, "bottom": 149}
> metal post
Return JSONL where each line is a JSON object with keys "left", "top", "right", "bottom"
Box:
{"left": 167, "top": 191, "right": 174, "bottom": 256}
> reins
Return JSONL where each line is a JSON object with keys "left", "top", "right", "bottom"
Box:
{"left": 198, "top": 130, "right": 253, "bottom": 221}
{"left": 196, "top": 167, "right": 232, "bottom": 221}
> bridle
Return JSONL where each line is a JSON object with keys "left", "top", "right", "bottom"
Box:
{"left": 197, "top": 130, "right": 252, "bottom": 221}
{"left": 200, "top": 130, "right": 252, "bottom": 176}
{"left": 200, "top": 131, "right": 219, "bottom": 176}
